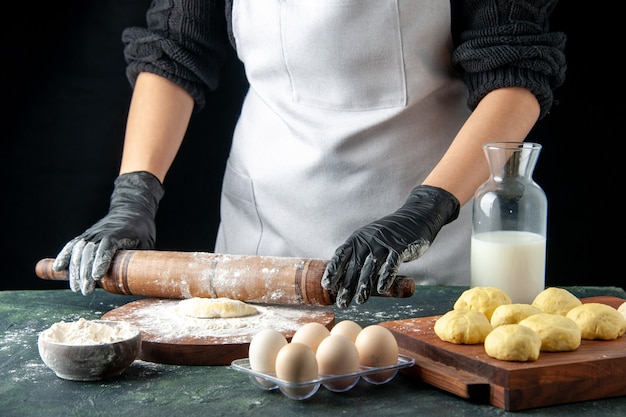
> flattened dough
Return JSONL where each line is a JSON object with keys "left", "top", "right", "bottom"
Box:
{"left": 434, "top": 308, "right": 493, "bottom": 344}
{"left": 566, "top": 303, "right": 626, "bottom": 340}
{"left": 453, "top": 287, "right": 512, "bottom": 321}
{"left": 484, "top": 324, "right": 541, "bottom": 362}
{"left": 518, "top": 313, "right": 581, "bottom": 352}
{"left": 177, "top": 297, "right": 259, "bottom": 319}
{"left": 531, "top": 287, "right": 581, "bottom": 316}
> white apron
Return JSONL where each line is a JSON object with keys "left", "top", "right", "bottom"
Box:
{"left": 216, "top": 0, "right": 473, "bottom": 285}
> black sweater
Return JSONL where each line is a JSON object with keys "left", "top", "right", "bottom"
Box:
{"left": 122, "top": 0, "right": 566, "bottom": 118}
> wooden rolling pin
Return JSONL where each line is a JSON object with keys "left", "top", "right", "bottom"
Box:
{"left": 36, "top": 250, "right": 416, "bottom": 306}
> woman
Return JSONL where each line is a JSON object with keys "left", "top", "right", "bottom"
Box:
{"left": 53, "top": 0, "right": 566, "bottom": 308}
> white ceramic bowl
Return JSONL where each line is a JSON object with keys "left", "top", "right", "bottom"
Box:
{"left": 38, "top": 319, "right": 141, "bottom": 381}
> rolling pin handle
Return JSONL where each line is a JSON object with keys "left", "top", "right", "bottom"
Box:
{"left": 385, "top": 275, "right": 416, "bottom": 299}
{"left": 35, "top": 258, "right": 68, "bottom": 281}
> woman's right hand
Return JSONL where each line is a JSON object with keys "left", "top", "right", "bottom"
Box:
{"left": 52, "top": 171, "right": 164, "bottom": 295}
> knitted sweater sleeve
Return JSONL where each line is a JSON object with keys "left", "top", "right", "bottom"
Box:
{"left": 122, "top": 0, "right": 231, "bottom": 111}
{"left": 450, "top": 0, "right": 566, "bottom": 119}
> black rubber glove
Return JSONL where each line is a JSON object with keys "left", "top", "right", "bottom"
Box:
{"left": 52, "top": 171, "right": 164, "bottom": 295}
{"left": 322, "top": 185, "right": 460, "bottom": 308}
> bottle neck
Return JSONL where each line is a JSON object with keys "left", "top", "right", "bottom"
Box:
{"left": 484, "top": 143, "right": 541, "bottom": 181}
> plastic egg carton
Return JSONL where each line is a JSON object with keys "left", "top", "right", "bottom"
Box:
{"left": 230, "top": 354, "right": 415, "bottom": 400}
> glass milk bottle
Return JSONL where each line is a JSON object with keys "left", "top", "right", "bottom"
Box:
{"left": 470, "top": 142, "right": 547, "bottom": 303}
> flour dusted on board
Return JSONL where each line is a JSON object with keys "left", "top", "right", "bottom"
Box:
{"left": 110, "top": 299, "right": 333, "bottom": 344}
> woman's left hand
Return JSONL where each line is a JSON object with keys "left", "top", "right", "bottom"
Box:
{"left": 322, "top": 185, "right": 460, "bottom": 308}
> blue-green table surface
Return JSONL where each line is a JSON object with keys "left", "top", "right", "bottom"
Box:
{"left": 1, "top": 286, "right": 625, "bottom": 417}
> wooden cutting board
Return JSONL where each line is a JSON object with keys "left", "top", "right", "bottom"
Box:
{"left": 380, "top": 296, "right": 626, "bottom": 411}
{"left": 101, "top": 298, "right": 334, "bottom": 365}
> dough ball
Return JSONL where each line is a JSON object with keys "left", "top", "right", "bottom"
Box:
{"left": 618, "top": 301, "right": 626, "bottom": 321}
{"left": 566, "top": 303, "right": 626, "bottom": 340}
{"left": 434, "top": 308, "right": 493, "bottom": 344}
{"left": 177, "top": 297, "right": 259, "bottom": 318}
{"left": 490, "top": 303, "right": 543, "bottom": 327}
{"left": 531, "top": 287, "right": 581, "bottom": 316}
{"left": 453, "top": 287, "right": 512, "bottom": 321}
{"left": 518, "top": 313, "right": 581, "bottom": 352}
{"left": 484, "top": 324, "right": 541, "bottom": 362}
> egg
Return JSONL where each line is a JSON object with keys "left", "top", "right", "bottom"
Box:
{"left": 290, "top": 322, "right": 330, "bottom": 353}
{"left": 354, "top": 325, "right": 399, "bottom": 383}
{"left": 330, "top": 320, "right": 362, "bottom": 342}
{"left": 316, "top": 334, "right": 360, "bottom": 391}
{"left": 275, "top": 342, "right": 319, "bottom": 398}
{"left": 248, "top": 328, "right": 288, "bottom": 388}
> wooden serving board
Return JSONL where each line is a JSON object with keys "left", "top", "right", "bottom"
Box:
{"left": 380, "top": 296, "right": 626, "bottom": 411}
{"left": 101, "top": 298, "right": 335, "bottom": 366}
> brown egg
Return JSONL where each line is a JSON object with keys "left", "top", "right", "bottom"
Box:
{"left": 330, "top": 320, "right": 362, "bottom": 342}
{"left": 316, "top": 334, "right": 360, "bottom": 391}
{"left": 275, "top": 342, "right": 319, "bottom": 398}
{"left": 354, "top": 325, "right": 399, "bottom": 383}
{"left": 290, "top": 322, "right": 330, "bottom": 353}
{"left": 248, "top": 328, "right": 288, "bottom": 388}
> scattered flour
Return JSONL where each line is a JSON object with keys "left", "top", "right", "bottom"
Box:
{"left": 40, "top": 318, "right": 139, "bottom": 345}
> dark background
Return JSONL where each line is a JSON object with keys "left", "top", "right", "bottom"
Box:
{"left": 2, "top": 1, "right": 622, "bottom": 291}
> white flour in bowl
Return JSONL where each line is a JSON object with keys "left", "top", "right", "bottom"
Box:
{"left": 40, "top": 318, "right": 139, "bottom": 345}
